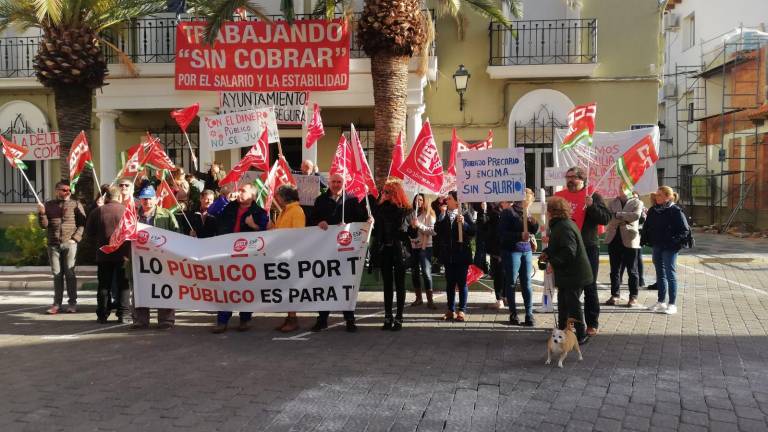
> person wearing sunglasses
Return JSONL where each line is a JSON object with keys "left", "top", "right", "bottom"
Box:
{"left": 37, "top": 180, "right": 86, "bottom": 315}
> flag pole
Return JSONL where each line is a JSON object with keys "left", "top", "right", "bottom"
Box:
{"left": 182, "top": 130, "right": 198, "bottom": 172}
{"left": 166, "top": 185, "right": 194, "bottom": 232}
{"left": 18, "top": 168, "right": 43, "bottom": 206}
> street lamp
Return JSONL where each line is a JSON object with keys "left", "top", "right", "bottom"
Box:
{"left": 452, "top": 64, "right": 470, "bottom": 111}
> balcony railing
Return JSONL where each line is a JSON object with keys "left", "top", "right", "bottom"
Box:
{"left": 489, "top": 18, "right": 597, "bottom": 66}
{"left": 0, "top": 12, "right": 437, "bottom": 78}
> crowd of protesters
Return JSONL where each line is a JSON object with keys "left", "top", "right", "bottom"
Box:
{"left": 37, "top": 161, "right": 690, "bottom": 341}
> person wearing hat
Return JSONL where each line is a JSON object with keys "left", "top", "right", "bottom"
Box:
{"left": 131, "top": 184, "right": 180, "bottom": 330}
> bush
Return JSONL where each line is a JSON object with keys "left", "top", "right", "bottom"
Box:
{"left": 3, "top": 213, "right": 48, "bottom": 266}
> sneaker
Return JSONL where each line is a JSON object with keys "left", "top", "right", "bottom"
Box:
{"left": 345, "top": 320, "right": 358, "bottom": 333}
{"left": 578, "top": 335, "right": 591, "bottom": 345}
{"left": 605, "top": 296, "right": 620, "bottom": 306}
{"left": 211, "top": 324, "right": 227, "bottom": 334}
{"left": 650, "top": 302, "right": 667, "bottom": 313}
{"left": 46, "top": 305, "right": 60, "bottom": 315}
{"left": 627, "top": 297, "right": 639, "bottom": 308}
{"left": 311, "top": 319, "right": 328, "bottom": 332}
{"left": 65, "top": 305, "right": 77, "bottom": 313}
{"left": 523, "top": 316, "right": 535, "bottom": 327}
{"left": 647, "top": 282, "right": 658, "bottom": 290}
{"left": 382, "top": 318, "right": 393, "bottom": 330}
{"left": 665, "top": 304, "right": 678, "bottom": 315}
{"left": 392, "top": 319, "right": 402, "bottom": 331}
{"left": 509, "top": 314, "right": 520, "bottom": 326}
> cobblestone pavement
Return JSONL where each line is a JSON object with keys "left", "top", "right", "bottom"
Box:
{"left": 1, "top": 236, "right": 768, "bottom": 431}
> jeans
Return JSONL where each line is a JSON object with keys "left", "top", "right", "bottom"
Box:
{"left": 410, "top": 247, "right": 433, "bottom": 292}
{"left": 380, "top": 246, "right": 406, "bottom": 319}
{"left": 490, "top": 256, "right": 506, "bottom": 301}
{"left": 609, "top": 241, "right": 639, "bottom": 298}
{"left": 217, "top": 311, "right": 252, "bottom": 325}
{"left": 96, "top": 262, "right": 129, "bottom": 321}
{"left": 584, "top": 244, "right": 600, "bottom": 329}
{"left": 652, "top": 247, "right": 679, "bottom": 305}
{"left": 620, "top": 249, "right": 645, "bottom": 286}
{"left": 445, "top": 264, "right": 469, "bottom": 312}
{"left": 47, "top": 242, "right": 78, "bottom": 306}
{"left": 502, "top": 250, "right": 533, "bottom": 318}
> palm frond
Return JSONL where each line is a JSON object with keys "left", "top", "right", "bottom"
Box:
{"left": 434, "top": 0, "right": 460, "bottom": 18}
{"left": 186, "top": 0, "right": 270, "bottom": 45}
{"left": 99, "top": 37, "right": 138, "bottom": 76}
{"left": 33, "top": 0, "right": 62, "bottom": 25}
{"left": 280, "top": 0, "right": 294, "bottom": 23}
{"left": 0, "top": 0, "right": 39, "bottom": 32}
{"left": 461, "top": 0, "right": 512, "bottom": 27}
{"left": 311, "top": 0, "right": 346, "bottom": 20}
{"left": 90, "top": 0, "right": 169, "bottom": 32}
{"left": 502, "top": 0, "right": 523, "bottom": 19}
{"left": 415, "top": 9, "right": 435, "bottom": 77}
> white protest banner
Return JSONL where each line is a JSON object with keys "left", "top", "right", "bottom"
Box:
{"left": 554, "top": 126, "right": 660, "bottom": 198}
{"left": 295, "top": 174, "right": 321, "bottom": 206}
{"left": 13, "top": 132, "right": 60, "bottom": 160}
{"left": 132, "top": 222, "right": 371, "bottom": 312}
{"left": 202, "top": 108, "right": 279, "bottom": 151}
{"left": 456, "top": 148, "right": 526, "bottom": 202}
{"left": 544, "top": 166, "right": 570, "bottom": 187}
{"left": 219, "top": 91, "right": 309, "bottom": 125}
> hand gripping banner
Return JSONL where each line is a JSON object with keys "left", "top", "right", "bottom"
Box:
{"left": 132, "top": 222, "right": 372, "bottom": 312}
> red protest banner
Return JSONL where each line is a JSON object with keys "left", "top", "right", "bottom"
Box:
{"left": 175, "top": 19, "right": 350, "bottom": 92}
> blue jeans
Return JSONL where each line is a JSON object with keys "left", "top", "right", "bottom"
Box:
{"left": 652, "top": 247, "right": 679, "bottom": 305}
{"left": 217, "top": 311, "right": 252, "bottom": 325}
{"left": 48, "top": 242, "right": 78, "bottom": 306}
{"left": 445, "top": 264, "right": 469, "bottom": 312}
{"left": 502, "top": 250, "right": 533, "bottom": 318}
{"left": 411, "top": 247, "right": 433, "bottom": 291}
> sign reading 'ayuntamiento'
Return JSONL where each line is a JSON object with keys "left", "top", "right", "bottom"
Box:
{"left": 219, "top": 91, "right": 308, "bottom": 125}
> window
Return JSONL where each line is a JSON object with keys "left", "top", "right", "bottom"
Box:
{"left": 680, "top": 164, "right": 693, "bottom": 203}
{"left": 682, "top": 13, "right": 695, "bottom": 50}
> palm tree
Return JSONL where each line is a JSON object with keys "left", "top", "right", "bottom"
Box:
{"left": 198, "top": 0, "right": 521, "bottom": 186}
{"left": 0, "top": 0, "right": 170, "bottom": 200}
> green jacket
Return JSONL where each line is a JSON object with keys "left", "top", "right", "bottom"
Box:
{"left": 544, "top": 217, "right": 593, "bottom": 292}
{"left": 141, "top": 206, "right": 180, "bottom": 232}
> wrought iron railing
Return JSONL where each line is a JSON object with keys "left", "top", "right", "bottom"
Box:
{"left": 0, "top": 36, "right": 42, "bottom": 78}
{"left": 489, "top": 18, "right": 597, "bottom": 66}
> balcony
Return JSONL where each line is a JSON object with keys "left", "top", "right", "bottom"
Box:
{"left": 0, "top": 12, "right": 437, "bottom": 80}
{"left": 487, "top": 18, "right": 598, "bottom": 79}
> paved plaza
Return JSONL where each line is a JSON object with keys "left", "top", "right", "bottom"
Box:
{"left": 1, "top": 233, "right": 768, "bottom": 432}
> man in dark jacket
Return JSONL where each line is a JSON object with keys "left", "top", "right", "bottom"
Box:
{"left": 435, "top": 191, "right": 476, "bottom": 322}
{"left": 37, "top": 180, "right": 86, "bottom": 314}
{"left": 554, "top": 166, "right": 611, "bottom": 336}
{"left": 86, "top": 186, "right": 130, "bottom": 323}
{"left": 541, "top": 196, "right": 593, "bottom": 344}
{"left": 212, "top": 184, "right": 269, "bottom": 333}
{"left": 190, "top": 189, "right": 218, "bottom": 238}
{"left": 309, "top": 173, "right": 368, "bottom": 332}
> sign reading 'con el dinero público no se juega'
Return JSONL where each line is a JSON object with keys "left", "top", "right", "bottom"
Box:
{"left": 132, "top": 222, "right": 371, "bottom": 313}
{"left": 175, "top": 19, "right": 350, "bottom": 91}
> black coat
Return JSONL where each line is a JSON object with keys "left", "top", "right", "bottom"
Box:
{"left": 582, "top": 192, "right": 612, "bottom": 248}
{"left": 498, "top": 204, "right": 539, "bottom": 252}
{"left": 435, "top": 209, "right": 476, "bottom": 265}
{"left": 309, "top": 191, "right": 367, "bottom": 226}
{"left": 371, "top": 201, "right": 412, "bottom": 264}
{"left": 190, "top": 210, "right": 218, "bottom": 238}
{"left": 217, "top": 201, "right": 269, "bottom": 234}
{"left": 642, "top": 203, "right": 690, "bottom": 251}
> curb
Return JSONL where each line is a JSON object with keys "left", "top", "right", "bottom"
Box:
{"left": 0, "top": 265, "right": 97, "bottom": 272}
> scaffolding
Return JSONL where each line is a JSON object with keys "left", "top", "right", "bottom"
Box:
{"left": 669, "top": 26, "right": 767, "bottom": 230}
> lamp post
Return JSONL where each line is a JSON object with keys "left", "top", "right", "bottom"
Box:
{"left": 452, "top": 64, "right": 471, "bottom": 111}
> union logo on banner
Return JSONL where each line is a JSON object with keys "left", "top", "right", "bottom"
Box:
{"left": 399, "top": 120, "right": 443, "bottom": 194}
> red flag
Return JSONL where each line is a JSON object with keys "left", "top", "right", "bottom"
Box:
{"left": 143, "top": 134, "right": 176, "bottom": 171}
{"left": 389, "top": 132, "right": 405, "bottom": 180}
{"left": 170, "top": 103, "right": 199, "bottom": 133}
{"left": 218, "top": 128, "right": 270, "bottom": 185}
{"left": 67, "top": 132, "right": 93, "bottom": 193}
{"left": 100, "top": 200, "right": 138, "bottom": 254}
{"left": 329, "top": 135, "right": 354, "bottom": 185}
{"left": 260, "top": 160, "right": 280, "bottom": 212}
{"left": 0, "top": 136, "right": 29, "bottom": 170}
{"left": 155, "top": 179, "right": 178, "bottom": 211}
{"left": 274, "top": 156, "right": 296, "bottom": 188}
{"left": 305, "top": 103, "right": 325, "bottom": 149}
{"left": 348, "top": 124, "right": 378, "bottom": 200}
{"left": 399, "top": 120, "right": 443, "bottom": 194}
{"left": 617, "top": 134, "right": 659, "bottom": 196}
{"left": 561, "top": 102, "right": 597, "bottom": 150}
{"left": 447, "top": 129, "right": 493, "bottom": 176}
{"left": 466, "top": 264, "right": 485, "bottom": 286}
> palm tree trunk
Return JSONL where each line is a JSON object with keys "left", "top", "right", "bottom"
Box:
{"left": 371, "top": 53, "right": 409, "bottom": 187}
{"left": 54, "top": 85, "right": 94, "bottom": 202}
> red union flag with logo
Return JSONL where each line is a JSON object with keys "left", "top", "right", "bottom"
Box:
{"left": 0, "top": 135, "right": 28, "bottom": 170}
{"left": 175, "top": 19, "right": 350, "bottom": 91}
{"left": 561, "top": 102, "right": 597, "bottom": 150}
{"left": 399, "top": 120, "right": 443, "bottom": 194}
{"left": 616, "top": 134, "right": 659, "bottom": 196}
{"left": 389, "top": 132, "right": 405, "bottom": 180}
{"left": 67, "top": 131, "right": 93, "bottom": 193}
{"left": 329, "top": 135, "right": 354, "bottom": 184}
{"left": 100, "top": 200, "right": 138, "bottom": 254}
{"left": 304, "top": 103, "right": 325, "bottom": 149}
{"left": 156, "top": 179, "right": 178, "bottom": 211}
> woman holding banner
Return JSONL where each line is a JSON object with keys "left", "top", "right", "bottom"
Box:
{"left": 435, "top": 191, "right": 476, "bottom": 322}
{"left": 408, "top": 193, "right": 437, "bottom": 309}
{"left": 272, "top": 185, "right": 306, "bottom": 332}
{"left": 372, "top": 180, "right": 412, "bottom": 331}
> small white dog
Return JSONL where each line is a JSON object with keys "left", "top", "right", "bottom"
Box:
{"left": 545, "top": 318, "right": 583, "bottom": 368}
